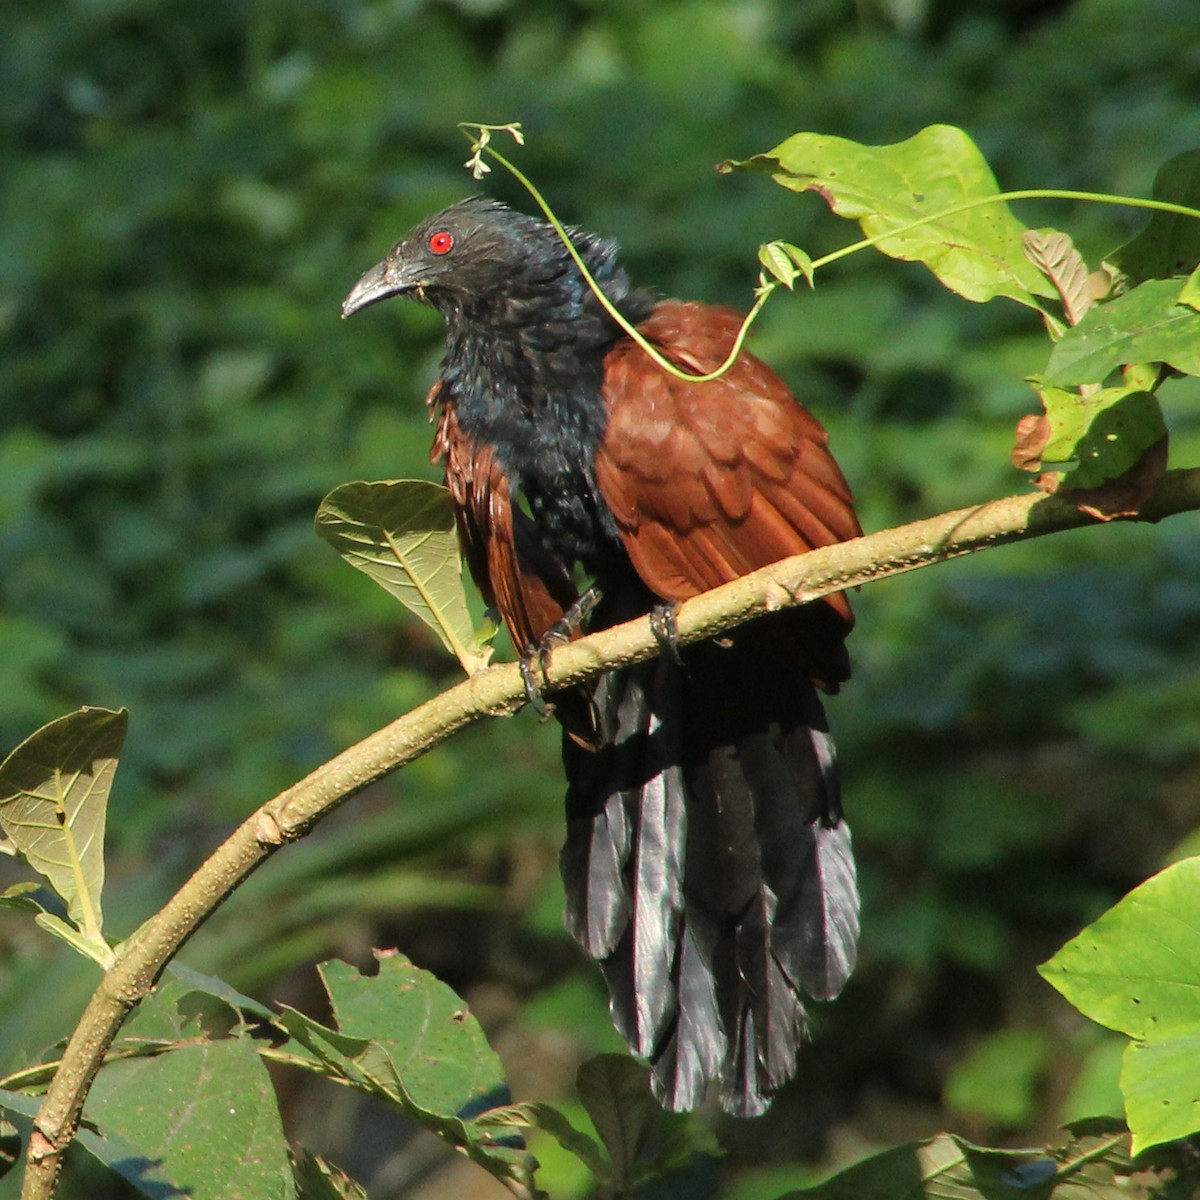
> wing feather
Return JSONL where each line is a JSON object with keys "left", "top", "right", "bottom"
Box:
{"left": 596, "top": 302, "right": 861, "bottom": 635}
{"left": 432, "top": 386, "right": 577, "bottom": 651}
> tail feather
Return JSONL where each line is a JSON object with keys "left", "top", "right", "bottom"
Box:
{"left": 560, "top": 610, "right": 859, "bottom": 1116}
{"left": 563, "top": 660, "right": 688, "bottom": 1054}
{"left": 646, "top": 912, "right": 724, "bottom": 1111}
{"left": 630, "top": 706, "right": 686, "bottom": 1051}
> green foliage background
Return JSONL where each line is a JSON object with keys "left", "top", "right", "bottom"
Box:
{"left": 2, "top": 0, "right": 1200, "bottom": 1195}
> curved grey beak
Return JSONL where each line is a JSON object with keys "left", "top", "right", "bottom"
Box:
{"left": 342, "top": 257, "right": 422, "bottom": 318}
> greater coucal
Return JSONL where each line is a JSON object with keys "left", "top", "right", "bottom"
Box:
{"left": 343, "top": 197, "right": 861, "bottom": 1116}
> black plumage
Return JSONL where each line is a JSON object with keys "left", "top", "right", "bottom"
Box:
{"left": 344, "top": 197, "right": 861, "bottom": 1116}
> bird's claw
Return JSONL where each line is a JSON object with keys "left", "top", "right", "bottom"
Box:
{"left": 520, "top": 649, "right": 555, "bottom": 719}
{"left": 519, "top": 586, "right": 604, "bottom": 719}
{"left": 650, "top": 602, "right": 683, "bottom": 664}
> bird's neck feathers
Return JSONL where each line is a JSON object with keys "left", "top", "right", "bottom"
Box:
{"left": 437, "top": 230, "right": 654, "bottom": 481}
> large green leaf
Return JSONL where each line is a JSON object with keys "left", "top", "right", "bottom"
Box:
{"left": 722, "top": 124, "right": 1057, "bottom": 309}
{"left": 1039, "top": 858, "right": 1200, "bottom": 1040}
{"left": 84, "top": 1038, "right": 295, "bottom": 1200}
{"left": 0, "top": 708, "right": 125, "bottom": 959}
{"left": 322, "top": 954, "right": 505, "bottom": 1118}
{"left": 1041, "top": 860, "right": 1200, "bottom": 1154}
{"left": 1109, "top": 150, "right": 1200, "bottom": 283}
{"left": 277, "top": 956, "right": 539, "bottom": 1197}
{"left": 315, "top": 480, "right": 490, "bottom": 674}
{"left": 1044, "top": 278, "right": 1200, "bottom": 385}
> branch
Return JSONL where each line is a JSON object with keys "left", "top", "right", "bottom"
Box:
{"left": 21, "top": 467, "right": 1200, "bottom": 1199}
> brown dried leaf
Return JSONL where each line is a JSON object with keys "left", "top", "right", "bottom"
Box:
{"left": 1033, "top": 471, "right": 1064, "bottom": 496}
{"left": 1023, "top": 230, "right": 1095, "bottom": 326}
{"left": 1012, "top": 413, "right": 1052, "bottom": 471}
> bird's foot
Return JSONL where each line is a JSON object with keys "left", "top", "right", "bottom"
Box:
{"left": 519, "top": 586, "right": 604, "bottom": 718}
{"left": 519, "top": 650, "right": 554, "bottom": 719}
{"left": 649, "top": 602, "right": 683, "bottom": 664}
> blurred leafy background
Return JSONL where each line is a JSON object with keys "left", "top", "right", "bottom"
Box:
{"left": 2, "top": 0, "right": 1200, "bottom": 1195}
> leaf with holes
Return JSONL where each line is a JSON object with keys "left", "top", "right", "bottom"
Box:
{"left": 322, "top": 954, "right": 506, "bottom": 1118}
{"left": 1028, "top": 385, "right": 1166, "bottom": 491}
{"left": 277, "top": 955, "right": 537, "bottom": 1197}
{"left": 1040, "top": 858, "right": 1200, "bottom": 1039}
{"left": 722, "top": 124, "right": 1057, "bottom": 310}
{"left": 1121, "top": 1033, "right": 1200, "bottom": 1155}
{"left": 0, "top": 707, "right": 125, "bottom": 953}
{"left": 315, "top": 480, "right": 489, "bottom": 674}
{"left": 1041, "top": 860, "right": 1200, "bottom": 1155}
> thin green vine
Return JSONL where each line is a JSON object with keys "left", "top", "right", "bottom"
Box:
{"left": 460, "top": 122, "right": 1200, "bottom": 385}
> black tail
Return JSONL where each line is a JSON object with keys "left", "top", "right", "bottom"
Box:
{"left": 560, "top": 611, "right": 859, "bottom": 1116}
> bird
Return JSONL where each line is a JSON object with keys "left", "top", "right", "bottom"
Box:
{"left": 343, "top": 196, "right": 862, "bottom": 1117}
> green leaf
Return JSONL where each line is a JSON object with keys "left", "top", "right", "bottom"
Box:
{"left": 165, "top": 962, "right": 276, "bottom": 1023}
{"left": 758, "top": 241, "right": 814, "bottom": 289}
{"left": 1109, "top": 149, "right": 1200, "bottom": 283}
{"left": 723, "top": 124, "right": 1056, "bottom": 309}
{"left": 1044, "top": 278, "right": 1200, "bottom": 385}
{"left": 119, "top": 976, "right": 224, "bottom": 1042}
{"left": 277, "top": 956, "right": 539, "bottom": 1198}
{"left": 1121, "top": 1033, "right": 1200, "bottom": 1155}
{"left": 1033, "top": 385, "right": 1166, "bottom": 489}
{"left": 292, "top": 1148, "right": 368, "bottom": 1200}
{"left": 32, "top": 912, "right": 112, "bottom": 966}
{"left": 1042, "top": 862, "right": 1200, "bottom": 1155}
{"left": 315, "top": 480, "right": 490, "bottom": 674}
{"left": 0, "top": 1089, "right": 171, "bottom": 1200}
{"left": 1179, "top": 264, "right": 1200, "bottom": 312}
{"left": 576, "top": 1055, "right": 656, "bottom": 1187}
{"left": 84, "top": 1038, "right": 295, "bottom": 1200}
{"left": 273, "top": 1005, "right": 379, "bottom": 1082}
{"left": 475, "top": 1101, "right": 608, "bottom": 1179}
{"left": 0, "top": 707, "right": 126, "bottom": 950}
{"left": 322, "top": 954, "right": 506, "bottom": 1118}
{"left": 0, "top": 882, "right": 45, "bottom": 915}
{"left": 1039, "top": 858, "right": 1200, "bottom": 1040}
{"left": 771, "top": 1123, "right": 1134, "bottom": 1199}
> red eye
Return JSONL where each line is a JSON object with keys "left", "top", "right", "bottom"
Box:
{"left": 429, "top": 231, "right": 454, "bottom": 255}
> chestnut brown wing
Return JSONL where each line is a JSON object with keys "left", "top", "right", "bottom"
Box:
{"left": 595, "top": 301, "right": 860, "bottom": 639}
